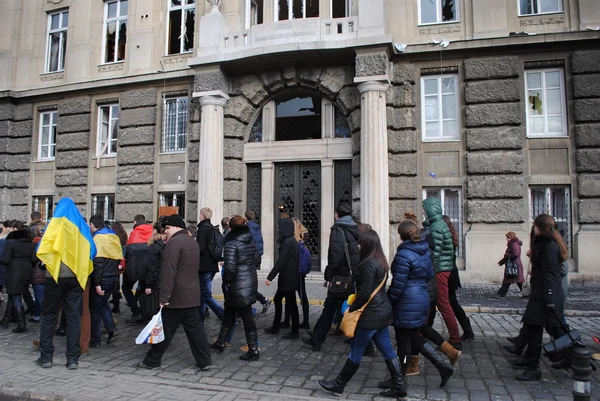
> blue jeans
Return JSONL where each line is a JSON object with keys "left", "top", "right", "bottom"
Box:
{"left": 90, "top": 277, "right": 118, "bottom": 345}
{"left": 10, "top": 294, "right": 23, "bottom": 308}
{"left": 32, "top": 284, "right": 45, "bottom": 319}
{"left": 199, "top": 272, "right": 224, "bottom": 321}
{"left": 349, "top": 327, "right": 396, "bottom": 364}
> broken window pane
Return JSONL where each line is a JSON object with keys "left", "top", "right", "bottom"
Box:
{"left": 441, "top": 0, "right": 455, "bottom": 21}
{"left": 184, "top": 9, "right": 195, "bottom": 51}
{"left": 105, "top": 21, "right": 117, "bottom": 63}
{"left": 117, "top": 20, "right": 127, "bottom": 61}
{"left": 169, "top": 10, "right": 182, "bottom": 54}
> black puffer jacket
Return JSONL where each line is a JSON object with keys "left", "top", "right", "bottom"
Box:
{"left": 350, "top": 257, "right": 393, "bottom": 330}
{"left": 267, "top": 219, "right": 299, "bottom": 292}
{"left": 324, "top": 216, "right": 360, "bottom": 299}
{"left": 145, "top": 237, "right": 165, "bottom": 291}
{"left": 197, "top": 219, "right": 219, "bottom": 273}
{"left": 1, "top": 230, "right": 35, "bottom": 295}
{"left": 223, "top": 226, "right": 258, "bottom": 308}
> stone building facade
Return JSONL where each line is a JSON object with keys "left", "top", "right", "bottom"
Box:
{"left": 1, "top": 0, "right": 599, "bottom": 282}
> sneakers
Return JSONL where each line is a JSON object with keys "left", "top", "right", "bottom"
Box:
{"left": 196, "top": 364, "right": 211, "bottom": 371}
{"left": 66, "top": 362, "right": 78, "bottom": 370}
{"left": 28, "top": 317, "right": 40, "bottom": 323}
{"left": 89, "top": 343, "right": 101, "bottom": 349}
{"left": 301, "top": 335, "right": 321, "bottom": 351}
{"left": 135, "top": 361, "right": 159, "bottom": 369}
{"left": 261, "top": 299, "right": 272, "bottom": 315}
{"left": 36, "top": 357, "right": 53, "bottom": 369}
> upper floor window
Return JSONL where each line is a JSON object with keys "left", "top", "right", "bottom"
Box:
{"left": 45, "top": 10, "right": 69, "bottom": 73}
{"left": 332, "top": 0, "right": 351, "bottom": 18}
{"left": 168, "top": 0, "right": 195, "bottom": 55}
{"left": 39, "top": 111, "right": 57, "bottom": 160}
{"left": 97, "top": 105, "right": 119, "bottom": 157}
{"left": 93, "top": 194, "right": 115, "bottom": 224}
{"left": 159, "top": 193, "right": 186, "bottom": 218}
{"left": 519, "top": 0, "right": 562, "bottom": 16}
{"left": 421, "top": 75, "right": 459, "bottom": 141}
{"left": 525, "top": 69, "right": 567, "bottom": 137}
{"left": 419, "top": 0, "right": 458, "bottom": 24}
{"left": 276, "top": 0, "right": 319, "bottom": 21}
{"left": 162, "top": 97, "right": 188, "bottom": 153}
{"left": 103, "top": 0, "right": 128, "bottom": 64}
{"left": 33, "top": 196, "right": 54, "bottom": 223}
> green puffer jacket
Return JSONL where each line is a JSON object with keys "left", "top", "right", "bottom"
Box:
{"left": 423, "top": 197, "right": 454, "bottom": 273}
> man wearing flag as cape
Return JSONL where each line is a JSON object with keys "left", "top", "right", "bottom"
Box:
{"left": 35, "top": 198, "right": 97, "bottom": 370}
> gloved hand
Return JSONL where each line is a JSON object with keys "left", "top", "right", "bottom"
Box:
{"left": 546, "top": 303, "right": 555, "bottom": 312}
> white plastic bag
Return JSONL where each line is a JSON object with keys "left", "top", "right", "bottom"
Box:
{"left": 135, "top": 306, "right": 165, "bottom": 345}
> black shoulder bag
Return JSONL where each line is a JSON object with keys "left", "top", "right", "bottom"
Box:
{"left": 543, "top": 309, "right": 584, "bottom": 362}
{"left": 327, "top": 227, "right": 354, "bottom": 294}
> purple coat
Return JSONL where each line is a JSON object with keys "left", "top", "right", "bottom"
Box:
{"left": 499, "top": 238, "right": 524, "bottom": 284}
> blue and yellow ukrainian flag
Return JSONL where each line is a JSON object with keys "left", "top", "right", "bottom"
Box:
{"left": 92, "top": 227, "right": 124, "bottom": 260}
{"left": 37, "top": 198, "right": 97, "bottom": 289}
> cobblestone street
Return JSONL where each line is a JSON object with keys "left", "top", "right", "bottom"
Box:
{"left": 1, "top": 288, "right": 600, "bottom": 401}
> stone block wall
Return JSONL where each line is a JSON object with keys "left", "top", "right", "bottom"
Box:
{"left": 388, "top": 63, "right": 418, "bottom": 224}
{"left": 55, "top": 96, "right": 91, "bottom": 209}
{"left": 464, "top": 57, "right": 524, "bottom": 223}
{"left": 573, "top": 50, "right": 600, "bottom": 224}
{"left": 0, "top": 101, "right": 32, "bottom": 221}
{"left": 187, "top": 99, "right": 200, "bottom": 223}
{"left": 116, "top": 88, "right": 157, "bottom": 222}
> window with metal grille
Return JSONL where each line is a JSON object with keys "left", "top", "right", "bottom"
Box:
{"left": 93, "top": 194, "right": 115, "bottom": 224}
{"left": 162, "top": 97, "right": 188, "bottom": 153}
{"left": 529, "top": 186, "right": 571, "bottom": 255}
{"left": 159, "top": 193, "right": 186, "bottom": 218}
{"left": 423, "top": 187, "right": 463, "bottom": 257}
{"left": 97, "top": 105, "right": 119, "bottom": 157}
{"left": 33, "top": 196, "right": 54, "bottom": 222}
{"left": 39, "top": 111, "right": 57, "bottom": 160}
{"left": 334, "top": 160, "right": 352, "bottom": 208}
{"left": 246, "top": 164, "right": 262, "bottom": 224}
{"left": 45, "top": 10, "right": 68, "bottom": 73}
{"left": 167, "top": 0, "right": 195, "bottom": 55}
{"left": 103, "top": 0, "right": 128, "bottom": 64}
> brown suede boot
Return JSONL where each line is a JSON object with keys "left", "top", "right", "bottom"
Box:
{"left": 406, "top": 355, "right": 420, "bottom": 376}
{"left": 440, "top": 341, "right": 461, "bottom": 366}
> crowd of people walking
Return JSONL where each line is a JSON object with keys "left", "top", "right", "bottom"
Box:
{"left": 0, "top": 195, "right": 579, "bottom": 397}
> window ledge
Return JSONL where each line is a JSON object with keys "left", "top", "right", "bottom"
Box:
{"left": 518, "top": 11, "right": 564, "bottom": 18}
{"left": 93, "top": 154, "right": 117, "bottom": 160}
{"left": 159, "top": 151, "right": 187, "bottom": 155}
{"left": 527, "top": 135, "right": 568, "bottom": 139}
{"left": 418, "top": 20, "right": 461, "bottom": 27}
{"left": 421, "top": 138, "right": 461, "bottom": 143}
{"left": 34, "top": 158, "right": 55, "bottom": 163}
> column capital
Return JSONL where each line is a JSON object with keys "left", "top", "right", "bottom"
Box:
{"left": 261, "top": 161, "right": 274, "bottom": 169}
{"left": 192, "top": 90, "right": 229, "bottom": 106}
{"left": 355, "top": 78, "right": 390, "bottom": 94}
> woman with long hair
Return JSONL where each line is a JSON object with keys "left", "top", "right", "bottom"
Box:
{"left": 0, "top": 221, "right": 35, "bottom": 333}
{"left": 211, "top": 215, "right": 261, "bottom": 361}
{"left": 513, "top": 214, "right": 568, "bottom": 381}
{"left": 318, "top": 230, "right": 405, "bottom": 398}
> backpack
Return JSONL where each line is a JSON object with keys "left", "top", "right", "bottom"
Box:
{"left": 207, "top": 226, "right": 224, "bottom": 263}
{"left": 298, "top": 240, "right": 312, "bottom": 275}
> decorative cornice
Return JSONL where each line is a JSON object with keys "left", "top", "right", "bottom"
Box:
{"left": 356, "top": 80, "right": 390, "bottom": 94}
{"left": 97, "top": 63, "right": 125, "bottom": 73}
{"left": 40, "top": 73, "right": 64, "bottom": 82}
{"left": 419, "top": 25, "right": 461, "bottom": 35}
{"left": 520, "top": 16, "right": 565, "bottom": 26}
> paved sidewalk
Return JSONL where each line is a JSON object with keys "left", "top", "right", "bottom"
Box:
{"left": 1, "top": 300, "right": 599, "bottom": 401}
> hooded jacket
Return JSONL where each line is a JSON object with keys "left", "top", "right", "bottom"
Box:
{"left": 388, "top": 239, "right": 435, "bottom": 329}
{"left": 246, "top": 220, "right": 264, "bottom": 257}
{"left": 267, "top": 218, "right": 299, "bottom": 292}
{"left": 125, "top": 223, "right": 153, "bottom": 281}
{"left": 1, "top": 230, "right": 35, "bottom": 294}
{"left": 423, "top": 198, "right": 454, "bottom": 273}
{"left": 222, "top": 226, "right": 258, "bottom": 308}
{"left": 499, "top": 237, "right": 525, "bottom": 284}
{"left": 324, "top": 216, "right": 360, "bottom": 299}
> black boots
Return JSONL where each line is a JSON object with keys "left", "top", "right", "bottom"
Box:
{"left": 379, "top": 357, "right": 407, "bottom": 398}
{"left": 0, "top": 297, "right": 13, "bottom": 329}
{"left": 318, "top": 359, "right": 360, "bottom": 395}
{"left": 504, "top": 342, "right": 526, "bottom": 356}
{"left": 210, "top": 325, "right": 232, "bottom": 353}
{"left": 421, "top": 342, "right": 455, "bottom": 388}
{"left": 12, "top": 306, "right": 27, "bottom": 333}
{"left": 240, "top": 330, "right": 260, "bottom": 361}
{"left": 514, "top": 342, "right": 542, "bottom": 382}
{"left": 459, "top": 316, "right": 475, "bottom": 341}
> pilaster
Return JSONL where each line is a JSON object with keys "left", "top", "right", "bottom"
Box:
{"left": 260, "top": 161, "right": 274, "bottom": 271}
{"left": 321, "top": 160, "right": 335, "bottom": 271}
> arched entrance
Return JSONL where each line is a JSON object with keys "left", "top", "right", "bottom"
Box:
{"left": 243, "top": 92, "right": 353, "bottom": 271}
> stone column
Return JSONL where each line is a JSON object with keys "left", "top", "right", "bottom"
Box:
{"left": 260, "top": 161, "right": 274, "bottom": 271}
{"left": 320, "top": 159, "right": 334, "bottom": 271}
{"left": 193, "top": 90, "right": 229, "bottom": 223}
{"left": 356, "top": 79, "right": 391, "bottom": 257}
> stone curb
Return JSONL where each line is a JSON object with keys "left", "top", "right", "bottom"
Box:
{"left": 0, "top": 384, "right": 66, "bottom": 401}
